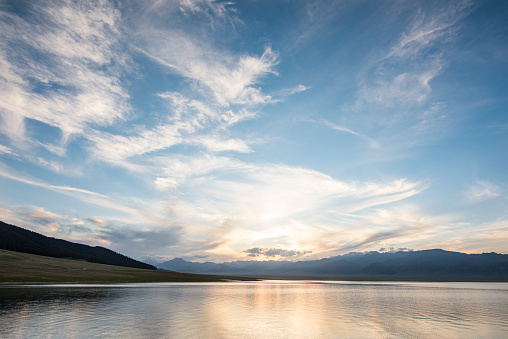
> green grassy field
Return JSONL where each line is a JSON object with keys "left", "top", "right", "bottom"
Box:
{"left": 0, "top": 249, "right": 253, "bottom": 283}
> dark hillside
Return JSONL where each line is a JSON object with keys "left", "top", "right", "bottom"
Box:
{"left": 0, "top": 221, "right": 155, "bottom": 270}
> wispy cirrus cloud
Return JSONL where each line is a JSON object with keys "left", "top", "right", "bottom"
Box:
{"left": 179, "top": 0, "right": 234, "bottom": 18}
{"left": 86, "top": 1, "right": 281, "bottom": 166}
{"left": 274, "top": 84, "right": 309, "bottom": 98}
{"left": 0, "top": 0, "right": 129, "bottom": 147}
{"left": 0, "top": 144, "right": 16, "bottom": 156}
{"left": 0, "top": 162, "right": 166, "bottom": 225}
{"left": 359, "top": 62, "right": 443, "bottom": 109}
{"left": 338, "top": 0, "right": 476, "bottom": 159}
{"left": 88, "top": 94, "right": 255, "bottom": 164}
{"left": 361, "top": 0, "right": 473, "bottom": 106}
{"left": 319, "top": 120, "right": 380, "bottom": 148}
{"left": 466, "top": 180, "right": 502, "bottom": 203}
{"left": 0, "top": 163, "right": 106, "bottom": 197}
{"left": 132, "top": 29, "right": 278, "bottom": 107}
{"left": 387, "top": 1, "right": 474, "bottom": 59}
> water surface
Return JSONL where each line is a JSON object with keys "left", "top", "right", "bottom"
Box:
{"left": 1, "top": 281, "right": 507, "bottom": 338}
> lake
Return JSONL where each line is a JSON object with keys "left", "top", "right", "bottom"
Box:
{"left": 0, "top": 281, "right": 507, "bottom": 338}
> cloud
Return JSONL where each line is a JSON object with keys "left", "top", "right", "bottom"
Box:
{"left": 90, "top": 122, "right": 188, "bottom": 162}
{"left": 0, "top": 207, "right": 14, "bottom": 221}
{"left": 147, "top": 153, "right": 427, "bottom": 260}
{"left": 132, "top": 23, "right": 278, "bottom": 107}
{"left": 191, "top": 135, "right": 252, "bottom": 153}
{"left": 179, "top": 0, "right": 238, "bottom": 27}
{"left": 69, "top": 218, "right": 84, "bottom": 226}
{"left": 387, "top": 1, "right": 473, "bottom": 59}
{"left": 273, "top": 84, "right": 309, "bottom": 98}
{"left": 338, "top": 0, "right": 476, "bottom": 159}
{"left": 0, "top": 201, "right": 182, "bottom": 256}
{"left": 1, "top": 205, "right": 70, "bottom": 236}
{"left": 88, "top": 112, "right": 253, "bottom": 165}
{"left": 153, "top": 155, "right": 425, "bottom": 220}
{"left": 153, "top": 153, "right": 246, "bottom": 190}
{"left": 320, "top": 120, "right": 380, "bottom": 148}
{"left": 466, "top": 180, "right": 502, "bottom": 203}
{"left": 0, "top": 163, "right": 167, "bottom": 224}
{"left": 98, "top": 226, "right": 182, "bottom": 254}
{"left": 354, "top": 1, "right": 473, "bottom": 114}
{"left": 0, "top": 165, "right": 107, "bottom": 198}
{"left": 0, "top": 0, "right": 130, "bottom": 147}
{"left": 244, "top": 247, "right": 312, "bottom": 258}
{"left": 27, "top": 207, "right": 65, "bottom": 221}
{"left": 360, "top": 62, "right": 443, "bottom": 108}
{"left": 80, "top": 2, "right": 288, "bottom": 175}
{"left": 0, "top": 144, "right": 16, "bottom": 156}
{"left": 88, "top": 218, "right": 108, "bottom": 227}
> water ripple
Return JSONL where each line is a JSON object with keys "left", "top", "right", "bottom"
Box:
{"left": 0, "top": 282, "right": 507, "bottom": 338}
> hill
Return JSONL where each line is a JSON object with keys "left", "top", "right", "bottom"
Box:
{"left": 158, "top": 249, "right": 508, "bottom": 282}
{"left": 0, "top": 249, "right": 253, "bottom": 283}
{"left": 0, "top": 221, "right": 154, "bottom": 270}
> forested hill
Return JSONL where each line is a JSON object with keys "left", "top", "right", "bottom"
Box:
{"left": 0, "top": 221, "right": 155, "bottom": 270}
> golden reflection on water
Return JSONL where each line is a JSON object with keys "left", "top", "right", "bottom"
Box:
{"left": 197, "top": 281, "right": 508, "bottom": 338}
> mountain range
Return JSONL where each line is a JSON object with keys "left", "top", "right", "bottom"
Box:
{"left": 158, "top": 249, "right": 508, "bottom": 281}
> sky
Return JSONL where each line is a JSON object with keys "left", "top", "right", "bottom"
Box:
{"left": 0, "top": 0, "right": 507, "bottom": 263}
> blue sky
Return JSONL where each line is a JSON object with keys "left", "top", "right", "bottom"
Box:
{"left": 0, "top": 0, "right": 507, "bottom": 263}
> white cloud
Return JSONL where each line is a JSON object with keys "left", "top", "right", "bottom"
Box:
{"left": 0, "top": 144, "right": 16, "bottom": 155}
{"left": 89, "top": 218, "right": 108, "bottom": 227}
{"left": 81, "top": 3, "right": 285, "bottom": 169}
{"left": 0, "top": 163, "right": 164, "bottom": 223}
{"left": 179, "top": 0, "right": 236, "bottom": 22}
{"left": 320, "top": 120, "right": 380, "bottom": 148}
{"left": 340, "top": 0, "right": 476, "bottom": 159}
{"left": 360, "top": 62, "right": 443, "bottom": 108}
{"left": 69, "top": 218, "right": 84, "bottom": 226}
{"left": 273, "top": 84, "right": 309, "bottom": 98}
{"left": 28, "top": 207, "right": 65, "bottom": 220}
{"left": 153, "top": 153, "right": 246, "bottom": 189}
{"left": 356, "top": 1, "right": 473, "bottom": 111}
{"left": 90, "top": 122, "right": 188, "bottom": 162}
{"left": 0, "top": 164, "right": 106, "bottom": 198}
{"left": 133, "top": 26, "right": 278, "bottom": 107}
{"left": 148, "top": 153, "right": 427, "bottom": 259}
{"left": 90, "top": 89, "right": 258, "bottom": 164}
{"left": 466, "top": 180, "right": 501, "bottom": 203}
{"left": 0, "top": 0, "right": 129, "bottom": 146}
{"left": 191, "top": 135, "right": 252, "bottom": 153}
{"left": 387, "top": 1, "right": 473, "bottom": 59}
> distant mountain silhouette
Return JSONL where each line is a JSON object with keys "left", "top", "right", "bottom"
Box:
{"left": 158, "top": 249, "right": 508, "bottom": 281}
{"left": 0, "top": 221, "right": 155, "bottom": 270}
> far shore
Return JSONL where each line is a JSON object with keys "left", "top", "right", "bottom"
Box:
{"left": 2, "top": 250, "right": 507, "bottom": 284}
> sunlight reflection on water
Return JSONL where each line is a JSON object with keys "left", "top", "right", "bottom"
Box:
{"left": 0, "top": 281, "right": 507, "bottom": 338}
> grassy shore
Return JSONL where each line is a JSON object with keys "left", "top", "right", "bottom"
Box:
{"left": 0, "top": 249, "right": 254, "bottom": 283}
